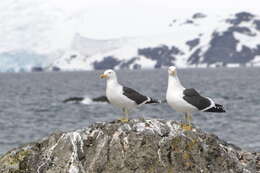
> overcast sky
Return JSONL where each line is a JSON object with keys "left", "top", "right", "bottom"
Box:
{"left": 50, "top": 0, "right": 260, "bottom": 39}
{"left": 1, "top": 0, "right": 260, "bottom": 52}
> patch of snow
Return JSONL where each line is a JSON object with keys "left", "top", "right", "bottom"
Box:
{"left": 190, "top": 63, "right": 208, "bottom": 68}
{"left": 226, "top": 63, "right": 240, "bottom": 68}
{"left": 251, "top": 56, "right": 260, "bottom": 63}
{"left": 250, "top": 56, "right": 260, "bottom": 66}
{"left": 234, "top": 32, "right": 260, "bottom": 50}
{"left": 52, "top": 50, "right": 92, "bottom": 71}
{"left": 134, "top": 56, "right": 156, "bottom": 69}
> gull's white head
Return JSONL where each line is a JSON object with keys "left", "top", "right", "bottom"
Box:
{"left": 168, "top": 66, "right": 177, "bottom": 76}
{"left": 100, "top": 69, "right": 117, "bottom": 80}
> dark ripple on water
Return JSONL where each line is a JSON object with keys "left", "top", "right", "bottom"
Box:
{"left": 0, "top": 68, "right": 260, "bottom": 155}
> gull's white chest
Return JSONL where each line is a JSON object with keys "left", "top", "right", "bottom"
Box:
{"left": 166, "top": 88, "right": 197, "bottom": 113}
{"left": 106, "top": 84, "right": 136, "bottom": 109}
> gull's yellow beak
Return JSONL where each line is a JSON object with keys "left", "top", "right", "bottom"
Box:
{"left": 100, "top": 74, "right": 108, "bottom": 79}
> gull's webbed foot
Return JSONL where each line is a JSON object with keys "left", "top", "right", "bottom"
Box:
{"left": 181, "top": 112, "right": 193, "bottom": 131}
{"left": 180, "top": 123, "right": 193, "bottom": 131}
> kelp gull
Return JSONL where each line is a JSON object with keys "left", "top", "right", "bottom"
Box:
{"left": 100, "top": 69, "right": 159, "bottom": 121}
{"left": 166, "top": 66, "right": 225, "bottom": 127}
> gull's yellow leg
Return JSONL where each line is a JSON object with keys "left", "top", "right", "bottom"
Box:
{"left": 181, "top": 112, "right": 192, "bottom": 131}
{"left": 187, "top": 112, "right": 192, "bottom": 125}
{"left": 119, "top": 108, "right": 129, "bottom": 123}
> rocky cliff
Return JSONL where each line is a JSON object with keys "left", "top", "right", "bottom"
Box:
{"left": 0, "top": 119, "right": 259, "bottom": 173}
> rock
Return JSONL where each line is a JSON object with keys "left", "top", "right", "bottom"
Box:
{"left": 63, "top": 97, "right": 85, "bottom": 103}
{"left": 0, "top": 119, "right": 259, "bottom": 173}
{"left": 31, "top": 66, "right": 44, "bottom": 72}
{"left": 51, "top": 66, "right": 61, "bottom": 72}
{"left": 63, "top": 96, "right": 109, "bottom": 104}
{"left": 192, "top": 13, "right": 207, "bottom": 19}
{"left": 186, "top": 38, "right": 200, "bottom": 51}
{"left": 137, "top": 45, "right": 183, "bottom": 68}
{"left": 92, "top": 96, "right": 109, "bottom": 103}
{"left": 93, "top": 56, "right": 121, "bottom": 70}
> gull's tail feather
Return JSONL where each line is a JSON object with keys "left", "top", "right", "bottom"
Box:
{"left": 204, "top": 104, "right": 226, "bottom": 113}
{"left": 145, "top": 97, "right": 161, "bottom": 104}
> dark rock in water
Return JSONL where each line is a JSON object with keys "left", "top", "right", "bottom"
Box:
{"left": 92, "top": 96, "right": 109, "bottom": 103}
{"left": 51, "top": 66, "right": 61, "bottom": 72}
{"left": 63, "top": 96, "right": 109, "bottom": 104}
{"left": 63, "top": 97, "right": 84, "bottom": 103}
{"left": 31, "top": 66, "right": 44, "bottom": 72}
{"left": 0, "top": 119, "right": 258, "bottom": 173}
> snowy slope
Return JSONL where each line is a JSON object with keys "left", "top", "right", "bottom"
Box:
{"left": 50, "top": 12, "right": 260, "bottom": 71}
{"left": 1, "top": 8, "right": 260, "bottom": 72}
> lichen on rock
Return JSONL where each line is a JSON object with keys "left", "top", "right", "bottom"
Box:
{"left": 0, "top": 119, "right": 259, "bottom": 173}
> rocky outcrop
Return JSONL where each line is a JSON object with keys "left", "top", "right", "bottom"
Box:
{"left": 63, "top": 96, "right": 109, "bottom": 104}
{"left": 188, "top": 26, "right": 260, "bottom": 66}
{"left": 137, "top": 45, "right": 183, "bottom": 68}
{"left": 93, "top": 56, "right": 121, "bottom": 70}
{"left": 91, "top": 96, "right": 109, "bottom": 103}
{"left": 0, "top": 119, "right": 259, "bottom": 173}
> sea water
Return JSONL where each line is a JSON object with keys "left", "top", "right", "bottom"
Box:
{"left": 0, "top": 67, "right": 260, "bottom": 154}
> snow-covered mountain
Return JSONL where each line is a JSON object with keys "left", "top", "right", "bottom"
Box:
{"left": 50, "top": 11, "right": 260, "bottom": 71}
{"left": 2, "top": 10, "right": 260, "bottom": 72}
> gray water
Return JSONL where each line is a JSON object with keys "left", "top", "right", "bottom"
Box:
{"left": 0, "top": 68, "right": 260, "bottom": 155}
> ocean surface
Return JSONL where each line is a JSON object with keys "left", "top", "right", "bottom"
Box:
{"left": 0, "top": 68, "right": 260, "bottom": 155}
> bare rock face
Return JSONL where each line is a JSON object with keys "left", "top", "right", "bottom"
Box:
{"left": 0, "top": 119, "right": 259, "bottom": 173}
